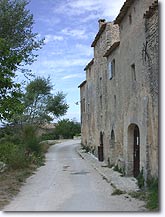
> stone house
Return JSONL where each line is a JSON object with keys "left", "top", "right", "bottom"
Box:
{"left": 79, "top": 0, "right": 158, "bottom": 181}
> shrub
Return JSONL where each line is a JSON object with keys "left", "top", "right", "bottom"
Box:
{"left": 146, "top": 177, "right": 159, "bottom": 210}
{"left": 136, "top": 168, "right": 145, "bottom": 189}
{"left": 22, "top": 125, "right": 41, "bottom": 154}
{"left": 0, "top": 142, "right": 28, "bottom": 169}
{"left": 113, "top": 164, "right": 123, "bottom": 174}
{"left": 40, "top": 132, "right": 55, "bottom": 141}
{"left": 54, "top": 119, "right": 81, "bottom": 139}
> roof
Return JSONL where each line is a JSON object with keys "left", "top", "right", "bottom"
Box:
{"left": 91, "top": 23, "right": 106, "bottom": 47}
{"left": 143, "top": 1, "right": 158, "bottom": 19}
{"left": 103, "top": 41, "right": 120, "bottom": 57}
{"left": 84, "top": 58, "right": 94, "bottom": 71}
{"left": 114, "top": 0, "right": 135, "bottom": 25}
{"left": 78, "top": 80, "right": 87, "bottom": 88}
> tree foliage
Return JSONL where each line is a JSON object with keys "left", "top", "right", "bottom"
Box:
{"left": 54, "top": 119, "right": 81, "bottom": 139}
{"left": 0, "top": 0, "right": 44, "bottom": 66}
{"left": 23, "top": 77, "right": 69, "bottom": 124}
{"left": 0, "top": 0, "right": 44, "bottom": 122}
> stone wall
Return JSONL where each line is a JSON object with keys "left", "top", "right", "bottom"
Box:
{"left": 79, "top": 0, "right": 158, "bottom": 179}
{"left": 144, "top": 3, "right": 159, "bottom": 178}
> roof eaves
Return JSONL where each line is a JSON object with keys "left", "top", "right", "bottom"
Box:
{"left": 103, "top": 41, "right": 120, "bottom": 57}
{"left": 143, "top": 0, "right": 158, "bottom": 19}
{"left": 84, "top": 58, "right": 94, "bottom": 71}
{"left": 78, "top": 80, "right": 87, "bottom": 88}
{"left": 114, "top": 0, "right": 135, "bottom": 25}
{"left": 91, "top": 23, "right": 106, "bottom": 47}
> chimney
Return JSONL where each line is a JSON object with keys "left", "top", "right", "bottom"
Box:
{"left": 98, "top": 19, "right": 106, "bottom": 29}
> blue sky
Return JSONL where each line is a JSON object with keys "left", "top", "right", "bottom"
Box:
{"left": 25, "top": 0, "right": 125, "bottom": 122}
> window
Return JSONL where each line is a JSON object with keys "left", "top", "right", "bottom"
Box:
{"left": 108, "top": 62, "right": 112, "bottom": 79}
{"left": 110, "top": 129, "right": 115, "bottom": 148}
{"left": 131, "top": 63, "right": 136, "bottom": 81}
{"left": 100, "top": 95, "right": 102, "bottom": 110}
{"left": 99, "top": 76, "right": 102, "bottom": 88}
{"left": 108, "top": 59, "right": 115, "bottom": 80}
{"left": 112, "top": 59, "right": 115, "bottom": 77}
{"left": 88, "top": 67, "right": 91, "bottom": 78}
{"left": 114, "top": 95, "right": 116, "bottom": 108}
{"left": 129, "top": 14, "right": 132, "bottom": 24}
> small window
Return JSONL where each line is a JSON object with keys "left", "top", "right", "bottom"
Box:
{"left": 112, "top": 59, "right": 115, "bottom": 77}
{"left": 131, "top": 63, "right": 136, "bottom": 81}
{"left": 100, "top": 95, "right": 102, "bottom": 109}
{"left": 114, "top": 95, "right": 116, "bottom": 108}
{"left": 108, "top": 59, "right": 115, "bottom": 80}
{"left": 88, "top": 67, "right": 91, "bottom": 77}
{"left": 110, "top": 129, "right": 115, "bottom": 148}
{"left": 100, "top": 131, "right": 103, "bottom": 145}
{"left": 108, "top": 62, "right": 112, "bottom": 79}
{"left": 129, "top": 14, "right": 132, "bottom": 24}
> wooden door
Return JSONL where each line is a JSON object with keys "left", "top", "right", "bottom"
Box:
{"left": 98, "top": 132, "right": 104, "bottom": 162}
{"left": 133, "top": 126, "right": 140, "bottom": 177}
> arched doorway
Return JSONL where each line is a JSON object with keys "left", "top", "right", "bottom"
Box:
{"left": 127, "top": 124, "right": 140, "bottom": 177}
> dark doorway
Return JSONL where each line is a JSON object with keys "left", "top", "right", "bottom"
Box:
{"left": 98, "top": 131, "right": 104, "bottom": 162}
{"left": 133, "top": 125, "right": 140, "bottom": 177}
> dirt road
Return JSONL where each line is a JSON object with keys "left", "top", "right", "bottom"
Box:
{"left": 3, "top": 140, "right": 145, "bottom": 211}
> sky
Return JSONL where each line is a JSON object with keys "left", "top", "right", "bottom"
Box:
{"left": 24, "top": 0, "right": 125, "bottom": 122}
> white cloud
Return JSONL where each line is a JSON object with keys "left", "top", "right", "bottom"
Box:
{"left": 42, "top": 57, "right": 89, "bottom": 69}
{"left": 45, "top": 34, "right": 64, "bottom": 43}
{"left": 38, "top": 16, "right": 61, "bottom": 27}
{"left": 62, "top": 74, "right": 84, "bottom": 80}
{"left": 100, "top": 0, "right": 124, "bottom": 18}
{"left": 53, "top": 0, "right": 124, "bottom": 21}
{"left": 61, "top": 28, "right": 88, "bottom": 39}
{"left": 75, "top": 43, "right": 93, "bottom": 57}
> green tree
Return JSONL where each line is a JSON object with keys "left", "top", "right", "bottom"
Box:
{"left": 54, "top": 119, "right": 81, "bottom": 139}
{"left": 0, "top": 38, "right": 24, "bottom": 121}
{"left": 0, "top": 0, "right": 44, "bottom": 121}
{"left": 23, "top": 77, "right": 69, "bottom": 124}
{"left": 46, "top": 92, "right": 69, "bottom": 118}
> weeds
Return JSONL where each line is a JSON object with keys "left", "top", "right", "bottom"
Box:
{"left": 113, "top": 164, "right": 123, "bottom": 174}
{"left": 134, "top": 169, "right": 159, "bottom": 211}
{"left": 136, "top": 168, "right": 145, "bottom": 189}
{"left": 111, "top": 188, "right": 126, "bottom": 195}
{"left": 81, "top": 144, "right": 91, "bottom": 153}
{"left": 146, "top": 177, "right": 159, "bottom": 210}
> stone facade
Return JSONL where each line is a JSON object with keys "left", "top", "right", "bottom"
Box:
{"left": 79, "top": 0, "right": 158, "bottom": 180}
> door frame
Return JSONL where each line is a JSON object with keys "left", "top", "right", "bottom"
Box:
{"left": 127, "top": 124, "right": 140, "bottom": 177}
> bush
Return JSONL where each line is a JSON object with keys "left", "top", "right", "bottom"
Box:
{"left": 22, "top": 125, "right": 41, "bottom": 154}
{"left": 40, "top": 132, "right": 55, "bottom": 141}
{"left": 54, "top": 119, "right": 81, "bottom": 139}
{"left": 146, "top": 177, "right": 159, "bottom": 210}
{"left": 136, "top": 168, "right": 145, "bottom": 189}
{"left": 0, "top": 142, "right": 28, "bottom": 169}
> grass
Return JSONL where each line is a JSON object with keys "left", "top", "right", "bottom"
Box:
{"left": 111, "top": 188, "right": 126, "bottom": 195}
{"left": 146, "top": 178, "right": 159, "bottom": 210}
{"left": 0, "top": 168, "right": 35, "bottom": 209}
{"left": 128, "top": 178, "right": 159, "bottom": 211}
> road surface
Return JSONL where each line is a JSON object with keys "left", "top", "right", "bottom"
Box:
{"left": 4, "top": 140, "right": 145, "bottom": 211}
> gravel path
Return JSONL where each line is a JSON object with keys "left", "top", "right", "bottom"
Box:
{"left": 3, "top": 140, "right": 146, "bottom": 212}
